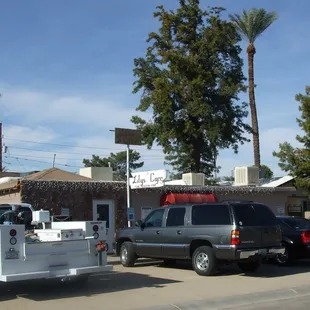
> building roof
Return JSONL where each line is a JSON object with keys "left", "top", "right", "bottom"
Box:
{"left": 164, "top": 179, "right": 187, "bottom": 185}
{"left": 261, "top": 175, "right": 295, "bottom": 188}
{"left": 22, "top": 168, "right": 91, "bottom": 181}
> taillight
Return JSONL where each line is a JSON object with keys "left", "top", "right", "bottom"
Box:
{"left": 10, "top": 229, "right": 17, "bottom": 237}
{"left": 231, "top": 229, "right": 240, "bottom": 245}
{"left": 301, "top": 231, "right": 310, "bottom": 244}
{"left": 93, "top": 225, "right": 99, "bottom": 232}
{"left": 96, "top": 240, "right": 106, "bottom": 252}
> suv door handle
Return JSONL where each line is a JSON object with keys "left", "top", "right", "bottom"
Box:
{"left": 156, "top": 230, "right": 161, "bottom": 235}
{"left": 177, "top": 230, "right": 183, "bottom": 235}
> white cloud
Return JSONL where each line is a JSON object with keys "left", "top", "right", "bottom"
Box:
{"left": 1, "top": 85, "right": 303, "bottom": 179}
{"left": 218, "top": 127, "right": 302, "bottom": 177}
{"left": 1, "top": 85, "right": 152, "bottom": 130}
{"left": 2, "top": 125, "right": 167, "bottom": 174}
{"left": 4, "top": 125, "right": 57, "bottom": 143}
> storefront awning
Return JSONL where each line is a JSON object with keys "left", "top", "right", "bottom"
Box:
{"left": 160, "top": 192, "right": 217, "bottom": 206}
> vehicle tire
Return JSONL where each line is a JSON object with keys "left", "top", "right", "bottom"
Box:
{"left": 237, "top": 260, "right": 261, "bottom": 273}
{"left": 192, "top": 245, "right": 218, "bottom": 276}
{"left": 120, "top": 241, "right": 137, "bottom": 267}
{"left": 275, "top": 246, "right": 291, "bottom": 266}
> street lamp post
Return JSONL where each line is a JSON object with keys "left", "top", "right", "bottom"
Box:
{"left": 126, "top": 144, "right": 131, "bottom": 227}
{"left": 112, "top": 128, "right": 142, "bottom": 228}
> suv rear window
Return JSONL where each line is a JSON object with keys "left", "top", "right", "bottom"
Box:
{"left": 192, "top": 204, "right": 231, "bottom": 225}
{"left": 232, "top": 203, "right": 277, "bottom": 226}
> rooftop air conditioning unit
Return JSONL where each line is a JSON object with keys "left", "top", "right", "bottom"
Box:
{"left": 182, "top": 173, "right": 205, "bottom": 186}
{"left": 234, "top": 166, "right": 259, "bottom": 186}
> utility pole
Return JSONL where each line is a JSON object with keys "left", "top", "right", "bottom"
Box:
{"left": 126, "top": 144, "right": 131, "bottom": 227}
{"left": 0, "top": 122, "right": 2, "bottom": 173}
{"left": 53, "top": 154, "right": 56, "bottom": 168}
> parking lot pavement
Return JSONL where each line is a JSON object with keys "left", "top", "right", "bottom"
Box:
{"left": 234, "top": 294, "right": 310, "bottom": 310}
{"left": 1, "top": 260, "right": 310, "bottom": 310}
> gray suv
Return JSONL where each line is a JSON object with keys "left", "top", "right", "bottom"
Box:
{"left": 114, "top": 201, "right": 285, "bottom": 276}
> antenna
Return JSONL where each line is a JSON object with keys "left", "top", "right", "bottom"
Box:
{"left": 53, "top": 154, "right": 56, "bottom": 168}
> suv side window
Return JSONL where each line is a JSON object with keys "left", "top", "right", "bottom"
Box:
{"left": 166, "top": 208, "right": 186, "bottom": 227}
{"left": 192, "top": 204, "right": 231, "bottom": 225}
{"left": 232, "top": 203, "right": 277, "bottom": 226}
{"left": 144, "top": 209, "right": 165, "bottom": 228}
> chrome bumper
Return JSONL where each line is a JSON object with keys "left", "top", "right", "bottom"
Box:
{"left": 239, "top": 247, "right": 285, "bottom": 259}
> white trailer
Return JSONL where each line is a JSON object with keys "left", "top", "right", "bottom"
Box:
{"left": 0, "top": 210, "right": 112, "bottom": 282}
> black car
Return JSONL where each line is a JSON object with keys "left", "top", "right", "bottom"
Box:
{"left": 114, "top": 202, "right": 285, "bottom": 276}
{"left": 275, "top": 216, "right": 310, "bottom": 265}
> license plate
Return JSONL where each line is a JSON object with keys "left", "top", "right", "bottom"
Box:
{"left": 258, "top": 249, "right": 268, "bottom": 255}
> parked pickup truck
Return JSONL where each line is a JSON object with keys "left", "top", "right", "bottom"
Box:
{"left": 114, "top": 201, "right": 285, "bottom": 276}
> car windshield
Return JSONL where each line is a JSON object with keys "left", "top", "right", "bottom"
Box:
{"left": 280, "top": 217, "right": 310, "bottom": 230}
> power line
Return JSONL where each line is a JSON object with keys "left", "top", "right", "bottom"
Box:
{"left": 6, "top": 147, "right": 26, "bottom": 172}
{"left": 6, "top": 146, "right": 165, "bottom": 158}
{"left": 8, "top": 146, "right": 102, "bottom": 156}
{"left": 7, "top": 152, "right": 165, "bottom": 161}
{"left": 8, "top": 153, "right": 81, "bottom": 161}
{"left": 4, "top": 155, "right": 81, "bottom": 168}
{"left": 3, "top": 136, "right": 163, "bottom": 152}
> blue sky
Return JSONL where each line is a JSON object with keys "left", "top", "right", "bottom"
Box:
{"left": 0, "top": 0, "right": 309, "bottom": 177}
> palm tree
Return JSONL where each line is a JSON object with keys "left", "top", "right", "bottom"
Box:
{"left": 230, "top": 9, "right": 278, "bottom": 168}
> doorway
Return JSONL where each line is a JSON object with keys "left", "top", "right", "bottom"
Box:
{"left": 92, "top": 199, "right": 115, "bottom": 254}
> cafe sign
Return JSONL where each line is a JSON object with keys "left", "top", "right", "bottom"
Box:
{"left": 130, "top": 169, "right": 167, "bottom": 189}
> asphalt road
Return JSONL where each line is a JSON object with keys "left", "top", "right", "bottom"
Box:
{"left": 1, "top": 260, "right": 310, "bottom": 310}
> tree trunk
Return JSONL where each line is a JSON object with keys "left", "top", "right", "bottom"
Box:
{"left": 247, "top": 43, "right": 261, "bottom": 168}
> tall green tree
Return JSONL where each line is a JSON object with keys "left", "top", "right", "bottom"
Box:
{"left": 230, "top": 9, "right": 278, "bottom": 168}
{"left": 131, "top": 0, "right": 251, "bottom": 177}
{"left": 260, "top": 164, "right": 273, "bottom": 178}
{"left": 273, "top": 86, "right": 310, "bottom": 191}
{"left": 83, "top": 150, "right": 144, "bottom": 181}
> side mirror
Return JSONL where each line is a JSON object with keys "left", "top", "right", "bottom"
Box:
{"left": 135, "top": 220, "right": 143, "bottom": 227}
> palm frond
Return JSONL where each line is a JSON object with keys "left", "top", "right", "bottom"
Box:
{"left": 229, "top": 8, "right": 278, "bottom": 43}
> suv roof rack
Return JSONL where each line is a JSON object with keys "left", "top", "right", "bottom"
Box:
{"left": 221, "top": 200, "right": 254, "bottom": 203}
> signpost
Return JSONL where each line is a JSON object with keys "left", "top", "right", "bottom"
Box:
{"left": 127, "top": 208, "right": 136, "bottom": 222}
{"left": 114, "top": 127, "right": 142, "bottom": 227}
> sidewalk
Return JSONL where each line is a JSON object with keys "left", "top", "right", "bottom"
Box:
{"left": 107, "top": 255, "right": 121, "bottom": 265}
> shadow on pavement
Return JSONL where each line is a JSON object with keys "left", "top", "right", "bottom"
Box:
{"left": 0, "top": 271, "right": 181, "bottom": 302}
{"left": 139, "top": 259, "right": 310, "bottom": 278}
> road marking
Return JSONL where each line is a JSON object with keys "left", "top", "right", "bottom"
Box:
{"left": 290, "top": 288, "right": 298, "bottom": 294}
{"left": 170, "top": 304, "right": 182, "bottom": 310}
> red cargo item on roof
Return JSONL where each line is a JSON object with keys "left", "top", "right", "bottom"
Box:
{"left": 160, "top": 192, "right": 217, "bottom": 206}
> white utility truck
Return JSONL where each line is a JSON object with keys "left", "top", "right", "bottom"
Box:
{"left": 0, "top": 209, "right": 112, "bottom": 283}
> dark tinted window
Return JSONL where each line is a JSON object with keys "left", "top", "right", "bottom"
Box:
{"left": 191, "top": 204, "right": 231, "bottom": 225}
{"left": 0, "top": 206, "right": 11, "bottom": 217}
{"left": 144, "top": 209, "right": 165, "bottom": 228}
{"left": 277, "top": 219, "right": 293, "bottom": 232}
{"left": 20, "top": 207, "right": 33, "bottom": 223}
{"left": 166, "top": 208, "right": 186, "bottom": 227}
{"left": 233, "top": 204, "right": 277, "bottom": 226}
{"left": 280, "top": 217, "right": 310, "bottom": 230}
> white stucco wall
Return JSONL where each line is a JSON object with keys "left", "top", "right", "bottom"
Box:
{"left": 131, "top": 189, "right": 293, "bottom": 220}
